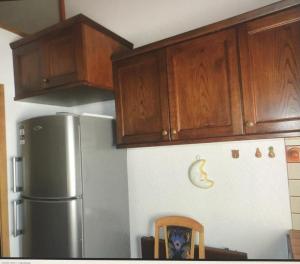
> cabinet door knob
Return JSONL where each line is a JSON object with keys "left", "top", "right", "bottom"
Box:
{"left": 42, "top": 78, "right": 49, "bottom": 83}
{"left": 171, "top": 129, "right": 177, "bottom": 135}
{"left": 162, "top": 130, "right": 168, "bottom": 136}
{"left": 246, "top": 121, "right": 255, "bottom": 127}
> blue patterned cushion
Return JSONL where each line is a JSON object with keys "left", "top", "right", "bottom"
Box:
{"left": 167, "top": 226, "right": 192, "bottom": 259}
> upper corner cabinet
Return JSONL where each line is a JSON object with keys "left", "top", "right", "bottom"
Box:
{"left": 113, "top": 50, "right": 170, "bottom": 146}
{"left": 166, "top": 28, "right": 244, "bottom": 141}
{"left": 239, "top": 6, "right": 300, "bottom": 134}
{"left": 10, "top": 14, "right": 133, "bottom": 106}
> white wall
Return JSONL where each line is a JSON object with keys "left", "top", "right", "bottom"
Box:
{"left": 71, "top": 101, "right": 292, "bottom": 259}
{"left": 65, "top": 0, "right": 280, "bottom": 47}
{"left": 65, "top": 0, "right": 292, "bottom": 259}
{"left": 127, "top": 140, "right": 291, "bottom": 259}
{"left": 0, "top": 0, "right": 60, "bottom": 34}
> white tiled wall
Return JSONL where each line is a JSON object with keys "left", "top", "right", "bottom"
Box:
{"left": 285, "top": 138, "right": 300, "bottom": 231}
{"left": 289, "top": 181, "right": 300, "bottom": 197}
{"left": 287, "top": 164, "right": 300, "bottom": 179}
{"left": 291, "top": 197, "right": 300, "bottom": 213}
{"left": 285, "top": 137, "right": 300, "bottom": 146}
{"left": 292, "top": 214, "right": 300, "bottom": 230}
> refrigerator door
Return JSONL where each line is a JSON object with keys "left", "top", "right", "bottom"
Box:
{"left": 80, "top": 116, "right": 130, "bottom": 258}
{"left": 19, "top": 115, "right": 82, "bottom": 198}
{"left": 22, "top": 198, "right": 83, "bottom": 258}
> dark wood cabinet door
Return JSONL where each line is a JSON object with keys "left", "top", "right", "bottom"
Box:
{"left": 114, "top": 50, "right": 170, "bottom": 145}
{"left": 13, "top": 42, "right": 42, "bottom": 97}
{"left": 239, "top": 7, "right": 300, "bottom": 134}
{"left": 41, "top": 26, "right": 81, "bottom": 89}
{"left": 167, "top": 28, "right": 243, "bottom": 141}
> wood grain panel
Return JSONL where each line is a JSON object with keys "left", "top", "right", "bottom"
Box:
{"left": 142, "top": 236, "right": 248, "bottom": 260}
{"left": 289, "top": 230, "right": 300, "bottom": 259}
{"left": 114, "top": 50, "right": 170, "bottom": 145}
{"left": 0, "top": 85, "right": 10, "bottom": 257}
{"left": 13, "top": 42, "right": 42, "bottom": 96}
{"left": 239, "top": 6, "right": 300, "bottom": 134}
{"left": 11, "top": 14, "right": 132, "bottom": 106}
{"left": 167, "top": 28, "right": 243, "bottom": 140}
{"left": 82, "top": 24, "right": 131, "bottom": 90}
{"left": 47, "top": 36, "right": 75, "bottom": 77}
{"left": 59, "top": 0, "right": 66, "bottom": 21}
{"left": 41, "top": 26, "right": 78, "bottom": 89}
{"left": 10, "top": 14, "right": 133, "bottom": 50}
{"left": 154, "top": 216, "right": 204, "bottom": 259}
{"left": 117, "top": 131, "right": 300, "bottom": 149}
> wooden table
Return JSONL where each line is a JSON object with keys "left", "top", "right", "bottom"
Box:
{"left": 141, "top": 236, "right": 247, "bottom": 260}
{"left": 288, "top": 230, "right": 300, "bottom": 259}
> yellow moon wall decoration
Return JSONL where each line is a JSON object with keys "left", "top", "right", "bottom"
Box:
{"left": 188, "top": 156, "right": 214, "bottom": 189}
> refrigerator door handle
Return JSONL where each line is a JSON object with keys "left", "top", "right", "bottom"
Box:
{"left": 13, "top": 199, "right": 24, "bottom": 237}
{"left": 12, "top": 157, "right": 23, "bottom": 192}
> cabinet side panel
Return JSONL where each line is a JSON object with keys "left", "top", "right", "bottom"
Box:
{"left": 82, "top": 24, "right": 131, "bottom": 90}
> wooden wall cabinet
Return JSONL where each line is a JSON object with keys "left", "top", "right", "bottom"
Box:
{"left": 239, "top": 6, "right": 300, "bottom": 135}
{"left": 113, "top": 3, "right": 300, "bottom": 147}
{"left": 167, "top": 28, "right": 243, "bottom": 141}
{"left": 114, "top": 28, "right": 244, "bottom": 146}
{"left": 11, "top": 14, "right": 133, "bottom": 106}
{"left": 114, "top": 50, "right": 170, "bottom": 145}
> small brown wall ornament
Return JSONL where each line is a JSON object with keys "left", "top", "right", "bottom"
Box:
{"left": 268, "top": 146, "right": 275, "bottom": 158}
{"left": 255, "top": 148, "right": 262, "bottom": 158}
{"left": 231, "top": 150, "right": 239, "bottom": 159}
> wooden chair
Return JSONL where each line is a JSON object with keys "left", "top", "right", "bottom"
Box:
{"left": 154, "top": 216, "right": 205, "bottom": 259}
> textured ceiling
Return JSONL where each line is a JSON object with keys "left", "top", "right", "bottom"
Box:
{"left": 65, "top": 0, "right": 281, "bottom": 47}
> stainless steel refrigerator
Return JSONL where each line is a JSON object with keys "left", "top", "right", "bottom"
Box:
{"left": 13, "top": 113, "right": 130, "bottom": 258}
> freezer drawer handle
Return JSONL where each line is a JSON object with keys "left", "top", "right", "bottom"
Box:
{"left": 12, "top": 157, "right": 23, "bottom": 192}
{"left": 13, "top": 199, "right": 24, "bottom": 237}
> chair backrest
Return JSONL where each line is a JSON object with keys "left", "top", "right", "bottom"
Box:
{"left": 154, "top": 216, "right": 205, "bottom": 259}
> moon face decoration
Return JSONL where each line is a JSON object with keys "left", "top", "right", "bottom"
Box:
{"left": 188, "top": 156, "right": 214, "bottom": 189}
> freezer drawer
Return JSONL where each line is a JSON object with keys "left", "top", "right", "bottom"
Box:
{"left": 22, "top": 198, "right": 83, "bottom": 258}
{"left": 19, "top": 115, "right": 82, "bottom": 198}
